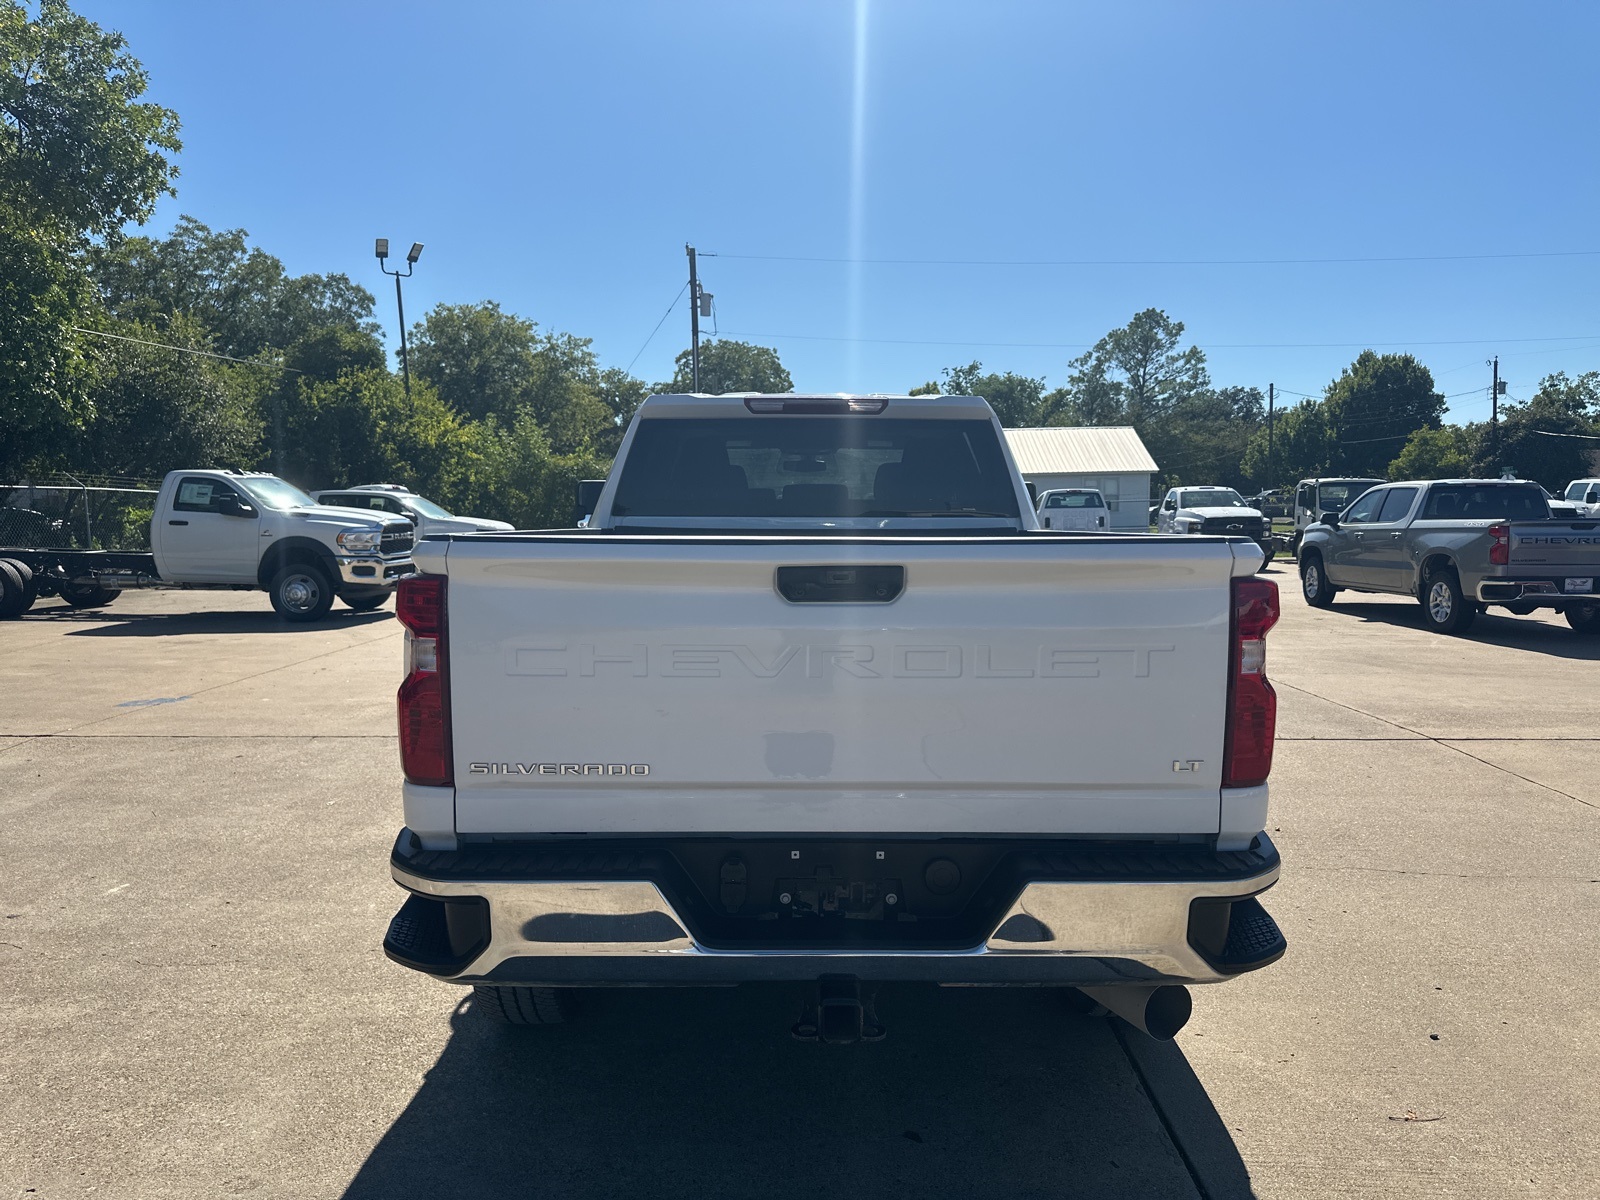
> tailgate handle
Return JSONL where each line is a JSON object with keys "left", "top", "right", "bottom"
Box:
{"left": 776, "top": 565, "right": 905, "bottom": 603}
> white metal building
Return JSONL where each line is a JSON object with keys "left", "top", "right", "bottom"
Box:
{"left": 1003, "top": 426, "right": 1159, "bottom": 532}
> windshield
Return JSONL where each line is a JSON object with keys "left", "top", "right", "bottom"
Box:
{"left": 611, "top": 417, "right": 1020, "bottom": 519}
{"left": 404, "top": 495, "right": 455, "bottom": 519}
{"left": 1044, "top": 492, "right": 1103, "bottom": 508}
{"left": 1180, "top": 489, "right": 1245, "bottom": 508}
{"left": 1318, "top": 481, "right": 1382, "bottom": 508}
{"left": 237, "top": 477, "right": 317, "bottom": 511}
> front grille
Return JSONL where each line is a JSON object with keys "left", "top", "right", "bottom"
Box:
{"left": 1201, "top": 516, "right": 1265, "bottom": 538}
{"left": 381, "top": 524, "right": 415, "bottom": 555}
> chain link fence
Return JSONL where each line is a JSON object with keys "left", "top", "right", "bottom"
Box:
{"left": 1, "top": 478, "right": 160, "bottom": 550}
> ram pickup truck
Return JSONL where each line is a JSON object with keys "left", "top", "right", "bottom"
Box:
{"left": 0, "top": 470, "right": 415, "bottom": 621}
{"left": 1297, "top": 478, "right": 1600, "bottom": 635}
{"left": 382, "top": 393, "right": 1286, "bottom": 1043}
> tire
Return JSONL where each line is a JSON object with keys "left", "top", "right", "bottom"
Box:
{"left": 58, "top": 582, "right": 121, "bottom": 609}
{"left": 1567, "top": 600, "right": 1600, "bottom": 635}
{"left": 1300, "top": 553, "right": 1336, "bottom": 608}
{"left": 339, "top": 590, "right": 390, "bottom": 612}
{"left": 268, "top": 562, "right": 335, "bottom": 622}
{"left": 1288, "top": 532, "right": 1302, "bottom": 561}
{"left": 1257, "top": 543, "right": 1275, "bottom": 572}
{"left": 0, "top": 560, "right": 26, "bottom": 619}
{"left": 472, "top": 984, "right": 571, "bottom": 1026}
{"left": 1420, "top": 566, "right": 1476, "bottom": 634}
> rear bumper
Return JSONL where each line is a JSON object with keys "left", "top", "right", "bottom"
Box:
{"left": 383, "top": 831, "right": 1286, "bottom": 987}
{"left": 1476, "top": 577, "right": 1599, "bottom": 603}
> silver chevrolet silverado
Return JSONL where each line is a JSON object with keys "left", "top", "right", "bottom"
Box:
{"left": 1297, "top": 478, "right": 1600, "bottom": 635}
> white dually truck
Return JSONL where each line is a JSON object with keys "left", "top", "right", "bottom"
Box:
{"left": 382, "top": 394, "right": 1287, "bottom": 1042}
{"left": 0, "top": 470, "right": 415, "bottom": 621}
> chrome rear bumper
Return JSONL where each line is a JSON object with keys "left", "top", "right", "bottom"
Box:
{"left": 384, "top": 832, "right": 1285, "bottom": 987}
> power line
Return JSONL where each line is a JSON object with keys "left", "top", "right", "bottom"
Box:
{"left": 718, "top": 328, "right": 1600, "bottom": 352}
{"left": 624, "top": 283, "right": 688, "bottom": 374}
{"left": 1530, "top": 428, "right": 1600, "bottom": 440}
{"left": 70, "top": 326, "right": 300, "bottom": 372}
{"left": 710, "top": 249, "right": 1600, "bottom": 268}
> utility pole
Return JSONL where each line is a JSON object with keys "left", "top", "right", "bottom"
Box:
{"left": 1267, "top": 383, "right": 1275, "bottom": 487}
{"left": 1490, "top": 356, "right": 1500, "bottom": 469}
{"left": 686, "top": 243, "right": 701, "bottom": 392}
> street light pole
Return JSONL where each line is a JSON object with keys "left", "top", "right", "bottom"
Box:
{"left": 376, "top": 239, "right": 424, "bottom": 398}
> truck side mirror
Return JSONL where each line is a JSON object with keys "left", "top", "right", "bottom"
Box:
{"left": 1588, "top": 490, "right": 1598, "bottom": 504}
{"left": 1319, "top": 509, "right": 1341, "bottom": 527}
{"left": 572, "top": 478, "right": 606, "bottom": 526}
{"left": 216, "top": 493, "right": 255, "bottom": 518}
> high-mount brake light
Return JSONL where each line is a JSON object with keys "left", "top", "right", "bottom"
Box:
{"left": 743, "top": 397, "right": 889, "bottom": 414}
{"left": 1488, "top": 523, "right": 1510, "bottom": 566}
{"left": 1222, "top": 576, "right": 1280, "bottom": 789}
{"left": 396, "top": 575, "right": 451, "bottom": 786}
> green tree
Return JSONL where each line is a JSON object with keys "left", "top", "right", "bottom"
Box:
{"left": 1474, "top": 391, "right": 1598, "bottom": 489}
{"left": 1, "top": 0, "right": 180, "bottom": 235}
{"left": 409, "top": 301, "right": 538, "bottom": 422}
{"left": 1, "top": 0, "right": 180, "bottom": 476}
{"left": 76, "top": 313, "right": 261, "bottom": 477}
{"left": 935, "top": 362, "right": 1048, "bottom": 426}
{"left": 664, "top": 339, "right": 792, "bottom": 395}
{"left": 1388, "top": 425, "right": 1475, "bottom": 480}
{"left": 1065, "top": 309, "right": 1209, "bottom": 427}
{"left": 1322, "top": 351, "right": 1445, "bottom": 477}
{"left": 93, "top": 215, "right": 377, "bottom": 359}
{"left": 1241, "top": 400, "right": 1333, "bottom": 489}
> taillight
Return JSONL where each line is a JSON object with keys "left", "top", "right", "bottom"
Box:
{"left": 1223, "top": 576, "right": 1279, "bottom": 788}
{"left": 396, "top": 575, "right": 451, "bottom": 786}
{"left": 1488, "top": 523, "right": 1510, "bottom": 566}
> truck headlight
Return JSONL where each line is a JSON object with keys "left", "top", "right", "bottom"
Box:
{"left": 337, "top": 530, "right": 382, "bottom": 553}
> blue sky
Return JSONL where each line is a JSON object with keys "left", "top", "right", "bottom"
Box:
{"left": 83, "top": 0, "right": 1600, "bottom": 422}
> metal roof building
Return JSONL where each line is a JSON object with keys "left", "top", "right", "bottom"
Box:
{"left": 1003, "top": 426, "right": 1159, "bottom": 531}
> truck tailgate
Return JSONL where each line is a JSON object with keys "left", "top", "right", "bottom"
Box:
{"left": 439, "top": 535, "right": 1239, "bottom": 837}
{"left": 1509, "top": 521, "right": 1600, "bottom": 571}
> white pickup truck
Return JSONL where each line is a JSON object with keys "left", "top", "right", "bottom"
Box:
{"left": 382, "top": 394, "right": 1286, "bottom": 1042}
{"left": 0, "top": 470, "right": 416, "bottom": 621}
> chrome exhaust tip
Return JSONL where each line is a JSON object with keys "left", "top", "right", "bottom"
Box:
{"left": 1076, "top": 984, "right": 1192, "bottom": 1040}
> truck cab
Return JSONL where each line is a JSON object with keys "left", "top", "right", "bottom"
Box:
{"left": 1036, "top": 487, "right": 1109, "bottom": 531}
{"left": 152, "top": 471, "right": 416, "bottom": 618}
{"left": 313, "top": 484, "right": 514, "bottom": 538}
{"left": 1290, "top": 477, "right": 1385, "bottom": 556}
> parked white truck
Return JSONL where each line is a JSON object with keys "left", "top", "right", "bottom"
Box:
{"left": 382, "top": 394, "right": 1286, "bottom": 1042}
{"left": 0, "top": 470, "right": 415, "bottom": 621}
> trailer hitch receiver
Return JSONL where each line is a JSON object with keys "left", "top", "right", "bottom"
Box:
{"left": 791, "top": 975, "right": 885, "bottom": 1045}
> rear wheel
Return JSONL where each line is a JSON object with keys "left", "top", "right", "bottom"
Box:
{"left": 268, "top": 562, "right": 335, "bottom": 622}
{"left": 1420, "top": 567, "right": 1476, "bottom": 634}
{"left": 0, "top": 560, "right": 27, "bottom": 618}
{"left": 1300, "top": 554, "right": 1335, "bottom": 607}
{"left": 472, "top": 984, "right": 572, "bottom": 1026}
{"left": 1567, "top": 600, "right": 1600, "bottom": 635}
{"left": 58, "top": 582, "right": 121, "bottom": 609}
{"left": 1256, "top": 542, "right": 1275, "bottom": 572}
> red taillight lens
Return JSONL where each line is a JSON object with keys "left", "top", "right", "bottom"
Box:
{"left": 396, "top": 575, "right": 451, "bottom": 786}
{"left": 1488, "top": 523, "right": 1510, "bottom": 566}
{"left": 1223, "top": 576, "right": 1279, "bottom": 788}
{"left": 397, "top": 575, "right": 444, "bottom": 636}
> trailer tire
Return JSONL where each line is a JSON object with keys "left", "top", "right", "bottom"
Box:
{"left": 0, "top": 560, "right": 27, "bottom": 618}
{"left": 269, "top": 562, "right": 335, "bottom": 622}
{"left": 1567, "top": 600, "right": 1600, "bottom": 635}
{"left": 59, "top": 583, "right": 121, "bottom": 609}
{"left": 471, "top": 984, "right": 572, "bottom": 1026}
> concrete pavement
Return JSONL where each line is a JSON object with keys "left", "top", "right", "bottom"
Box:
{"left": 1, "top": 569, "right": 1595, "bottom": 1198}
